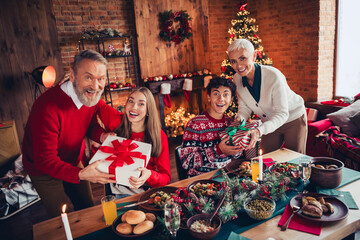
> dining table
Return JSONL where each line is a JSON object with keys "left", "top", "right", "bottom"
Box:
{"left": 33, "top": 148, "right": 360, "bottom": 240}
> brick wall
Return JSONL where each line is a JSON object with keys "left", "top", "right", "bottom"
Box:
{"left": 53, "top": 0, "right": 336, "bottom": 103}
{"left": 208, "top": 0, "right": 336, "bottom": 102}
{"left": 52, "top": 0, "right": 138, "bottom": 85}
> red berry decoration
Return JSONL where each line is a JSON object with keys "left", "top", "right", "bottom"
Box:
{"left": 148, "top": 77, "right": 153, "bottom": 81}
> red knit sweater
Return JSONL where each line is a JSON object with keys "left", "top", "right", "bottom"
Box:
{"left": 97, "top": 103, "right": 171, "bottom": 187}
{"left": 22, "top": 85, "right": 105, "bottom": 183}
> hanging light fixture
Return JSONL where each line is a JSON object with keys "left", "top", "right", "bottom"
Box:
{"left": 31, "top": 66, "right": 56, "bottom": 100}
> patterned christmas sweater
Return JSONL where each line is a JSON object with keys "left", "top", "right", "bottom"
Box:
{"left": 180, "top": 111, "right": 234, "bottom": 176}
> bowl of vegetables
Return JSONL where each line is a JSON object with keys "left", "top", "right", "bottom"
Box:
{"left": 268, "top": 162, "right": 299, "bottom": 179}
{"left": 186, "top": 180, "right": 220, "bottom": 198}
{"left": 244, "top": 197, "right": 276, "bottom": 221}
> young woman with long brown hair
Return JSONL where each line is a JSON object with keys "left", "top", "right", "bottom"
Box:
{"left": 98, "top": 87, "right": 171, "bottom": 198}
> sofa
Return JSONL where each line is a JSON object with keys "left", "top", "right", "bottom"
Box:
{"left": 306, "top": 100, "right": 360, "bottom": 171}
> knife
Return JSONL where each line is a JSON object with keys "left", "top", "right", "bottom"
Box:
{"left": 117, "top": 199, "right": 149, "bottom": 210}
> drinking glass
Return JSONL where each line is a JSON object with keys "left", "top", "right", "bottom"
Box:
{"left": 251, "top": 159, "right": 260, "bottom": 182}
{"left": 164, "top": 202, "right": 181, "bottom": 238}
{"left": 101, "top": 195, "right": 117, "bottom": 225}
{"left": 299, "top": 158, "right": 311, "bottom": 192}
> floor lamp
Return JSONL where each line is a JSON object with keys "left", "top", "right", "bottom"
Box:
{"left": 31, "top": 66, "right": 56, "bottom": 101}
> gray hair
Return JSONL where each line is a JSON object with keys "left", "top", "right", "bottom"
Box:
{"left": 227, "top": 39, "right": 255, "bottom": 55}
{"left": 73, "top": 49, "right": 107, "bottom": 73}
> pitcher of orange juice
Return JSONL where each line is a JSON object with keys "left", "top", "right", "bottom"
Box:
{"left": 101, "top": 195, "right": 117, "bottom": 225}
{"left": 251, "top": 159, "right": 260, "bottom": 182}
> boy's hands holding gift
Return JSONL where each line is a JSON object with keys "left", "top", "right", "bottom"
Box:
{"left": 219, "top": 136, "right": 242, "bottom": 156}
{"left": 246, "top": 128, "right": 261, "bottom": 149}
{"left": 129, "top": 167, "right": 151, "bottom": 189}
{"left": 79, "top": 160, "right": 117, "bottom": 184}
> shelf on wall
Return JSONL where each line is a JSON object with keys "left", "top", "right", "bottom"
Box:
{"left": 78, "top": 34, "right": 139, "bottom": 107}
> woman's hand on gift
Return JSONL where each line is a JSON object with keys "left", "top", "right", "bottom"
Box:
{"left": 100, "top": 132, "right": 116, "bottom": 143}
{"left": 246, "top": 128, "right": 261, "bottom": 149}
{"left": 219, "top": 137, "right": 242, "bottom": 156}
{"left": 78, "top": 160, "right": 117, "bottom": 184}
{"left": 129, "top": 167, "right": 151, "bottom": 189}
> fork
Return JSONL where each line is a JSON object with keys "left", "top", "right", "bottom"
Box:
{"left": 280, "top": 206, "right": 300, "bottom": 231}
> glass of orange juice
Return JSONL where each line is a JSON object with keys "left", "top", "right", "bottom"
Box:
{"left": 101, "top": 195, "right": 117, "bottom": 225}
{"left": 251, "top": 159, "right": 260, "bottom": 182}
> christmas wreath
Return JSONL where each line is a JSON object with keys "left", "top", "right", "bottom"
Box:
{"left": 159, "top": 10, "right": 192, "bottom": 44}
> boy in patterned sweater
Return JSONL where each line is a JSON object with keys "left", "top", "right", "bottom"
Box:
{"left": 180, "top": 77, "right": 243, "bottom": 176}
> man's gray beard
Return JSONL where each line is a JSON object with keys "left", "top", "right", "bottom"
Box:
{"left": 73, "top": 79, "right": 103, "bottom": 107}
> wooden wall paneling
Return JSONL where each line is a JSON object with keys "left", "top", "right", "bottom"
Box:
{"left": 133, "top": 0, "right": 210, "bottom": 79}
{"left": 0, "top": 0, "right": 64, "bottom": 144}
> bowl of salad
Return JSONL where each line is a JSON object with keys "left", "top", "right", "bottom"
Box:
{"left": 186, "top": 180, "right": 220, "bottom": 198}
{"left": 268, "top": 162, "right": 299, "bottom": 179}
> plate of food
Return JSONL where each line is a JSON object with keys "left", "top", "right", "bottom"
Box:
{"left": 112, "top": 209, "right": 159, "bottom": 238}
{"left": 138, "top": 186, "right": 178, "bottom": 212}
{"left": 289, "top": 192, "right": 349, "bottom": 222}
{"left": 225, "top": 159, "right": 267, "bottom": 177}
{"left": 186, "top": 180, "right": 221, "bottom": 198}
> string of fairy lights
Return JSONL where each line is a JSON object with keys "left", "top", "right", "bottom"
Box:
{"left": 164, "top": 107, "right": 196, "bottom": 137}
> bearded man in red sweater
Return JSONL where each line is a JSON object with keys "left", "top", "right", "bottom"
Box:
{"left": 22, "top": 50, "right": 116, "bottom": 217}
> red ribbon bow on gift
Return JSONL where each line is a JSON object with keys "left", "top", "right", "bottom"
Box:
{"left": 99, "top": 139, "right": 147, "bottom": 180}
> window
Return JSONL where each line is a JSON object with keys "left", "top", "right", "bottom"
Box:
{"left": 336, "top": 0, "right": 360, "bottom": 98}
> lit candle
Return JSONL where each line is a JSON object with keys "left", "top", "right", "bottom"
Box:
{"left": 259, "top": 149, "right": 263, "bottom": 182}
{"left": 61, "top": 204, "right": 73, "bottom": 240}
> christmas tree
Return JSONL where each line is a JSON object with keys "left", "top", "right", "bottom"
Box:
{"left": 222, "top": 3, "right": 272, "bottom": 117}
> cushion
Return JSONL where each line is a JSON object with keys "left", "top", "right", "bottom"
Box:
{"left": 327, "top": 100, "right": 360, "bottom": 137}
{"left": 350, "top": 111, "right": 360, "bottom": 129}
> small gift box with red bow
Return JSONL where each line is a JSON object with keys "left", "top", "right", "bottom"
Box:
{"left": 219, "top": 120, "right": 261, "bottom": 149}
{"left": 89, "top": 135, "right": 151, "bottom": 187}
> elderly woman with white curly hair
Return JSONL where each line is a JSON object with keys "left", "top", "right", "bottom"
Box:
{"left": 228, "top": 38, "right": 307, "bottom": 154}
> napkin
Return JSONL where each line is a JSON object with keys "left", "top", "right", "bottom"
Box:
{"left": 263, "top": 158, "right": 275, "bottom": 168}
{"left": 278, "top": 204, "right": 322, "bottom": 235}
{"left": 227, "top": 232, "right": 252, "bottom": 240}
{"left": 317, "top": 189, "right": 359, "bottom": 210}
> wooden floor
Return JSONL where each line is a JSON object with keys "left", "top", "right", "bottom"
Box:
{"left": 0, "top": 136, "right": 182, "bottom": 240}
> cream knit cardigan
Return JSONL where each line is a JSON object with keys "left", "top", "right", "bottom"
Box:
{"left": 233, "top": 64, "right": 305, "bottom": 136}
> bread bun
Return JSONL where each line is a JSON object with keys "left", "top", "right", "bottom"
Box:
{"left": 315, "top": 164, "right": 325, "bottom": 169}
{"left": 325, "top": 202, "right": 335, "bottom": 214}
{"left": 326, "top": 164, "right": 338, "bottom": 169}
{"left": 302, "top": 204, "right": 323, "bottom": 218}
{"left": 133, "top": 220, "right": 154, "bottom": 234}
{"left": 126, "top": 210, "right": 146, "bottom": 225}
{"left": 321, "top": 203, "right": 329, "bottom": 213}
{"left": 122, "top": 210, "right": 136, "bottom": 222}
{"left": 116, "top": 222, "right": 133, "bottom": 235}
{"left": 304, "top": 196, "right": 317, "bottom": 202}
{"left": 308, "top": 199, "right": 322, "bottom": 210}
{"left": 318, "top": 197, "right": 325, "bottom": 205}
{"left": 145, "top": 213, "right": 156, "bottom": 222}
{"left": 301, "top": 197, "right": 309, "bottom": 207}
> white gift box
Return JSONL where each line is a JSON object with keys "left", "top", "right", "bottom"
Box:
{"left": 89, "top": 135, "right": 151, "bottom": 187}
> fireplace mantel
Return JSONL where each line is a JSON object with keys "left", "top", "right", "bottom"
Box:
{"left": 145, "top": 75, "right": 214, "bottom": 131}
